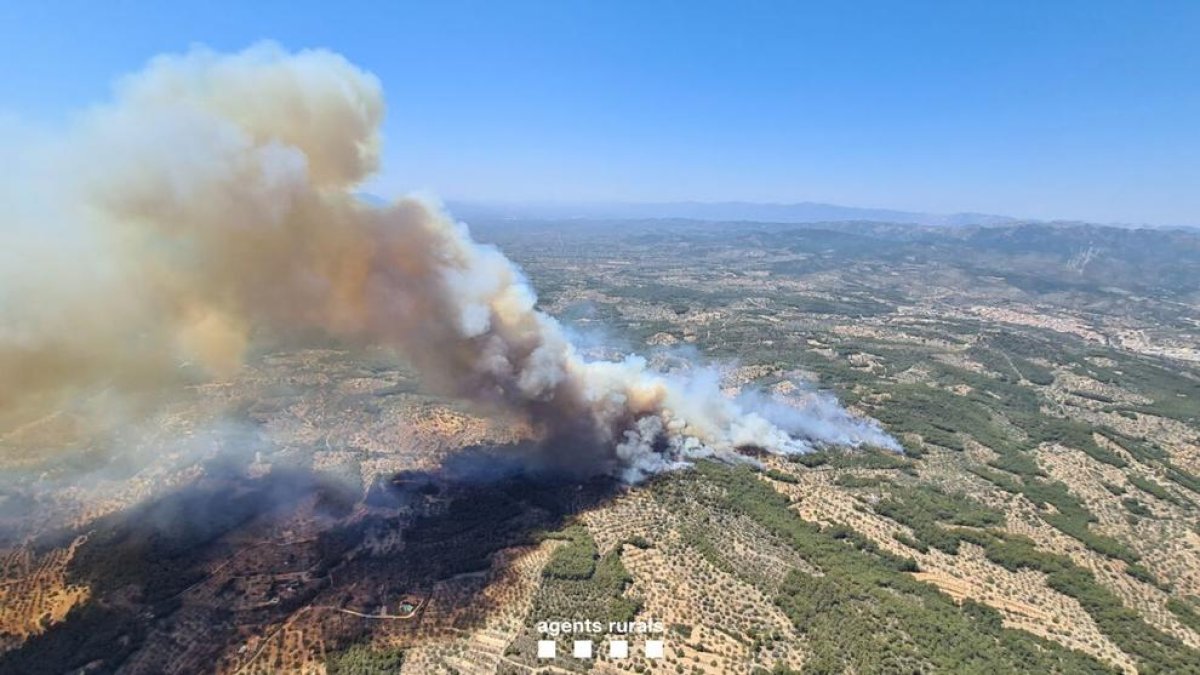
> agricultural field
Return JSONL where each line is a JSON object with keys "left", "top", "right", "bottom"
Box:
{"left": 2, "top": 218, "right": 1199, "bottom": 673}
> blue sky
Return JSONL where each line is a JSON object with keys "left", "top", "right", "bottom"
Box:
{"left": 2, "top": 1, "right": 1198, "bottom": 225}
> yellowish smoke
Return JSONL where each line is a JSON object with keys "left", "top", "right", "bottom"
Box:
{"left": 0, "top": 43, "right": 896, "bottom": 478}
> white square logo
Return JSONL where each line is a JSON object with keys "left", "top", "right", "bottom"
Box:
{"left": 573, "top": 640, "right": 593, "bottom": 659}
{"left": 645, "top": 640, "right": 664, "bottom": 659}
{"left": 609, "top": 639, "right": 629, "bottom": 659}
{"left": 537, "top": 640, "right": 556, "bottom": 659}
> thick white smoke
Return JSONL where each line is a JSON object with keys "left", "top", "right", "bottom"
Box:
{"left": 0, "top": 43, "right": 898, "bottom": 480}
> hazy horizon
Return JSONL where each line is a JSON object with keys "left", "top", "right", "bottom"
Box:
{"left": 426, "top": 197, "right": 1194, "bottom": 230}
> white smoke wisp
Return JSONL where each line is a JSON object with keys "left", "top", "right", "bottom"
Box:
{"left": 0, "top": 43, "right": 899, "bottom": 480}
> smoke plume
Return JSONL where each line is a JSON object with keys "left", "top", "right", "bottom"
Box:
{"left": 0, "top": 43, "right": 897, "bottom": 481}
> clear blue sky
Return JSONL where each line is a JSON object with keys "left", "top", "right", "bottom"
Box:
{"left": 2, "top": 1, "right": 1198, "bottom": 225}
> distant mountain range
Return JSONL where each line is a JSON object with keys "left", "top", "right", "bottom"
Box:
{"left": 440, "top": 200, "right": 1021, "bottom": 227}
{"left": 358, "top": 195, "right": 1191, "bottom": 230}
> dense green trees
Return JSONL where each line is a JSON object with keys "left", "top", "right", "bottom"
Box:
{"left": 664, "top": 464, "right": 1116, "bottom": 674}
{"left": 542, "top": 525, "right": 598, "bottom": 580}
{"left": 1168, "top": 598, "right": 1200, "bottom": 634}
{"left": 653, "top": 462, "right": 1200, "bottom": 673}
{"left": 904, "top": 516, "right": 1197, "bottom": 673}
{"left": 531, "top": 524, "right": 642, "bottom": 631}
{"left": 326, "top": 643, "right": 405, "bottom": 674}
{"left": 874, "top": 484, "right": 1003, "bottom": 554}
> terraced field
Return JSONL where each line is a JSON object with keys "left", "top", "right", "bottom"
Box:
{"left": 2, "top": 219, "right": 1199, "bottom": 673}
